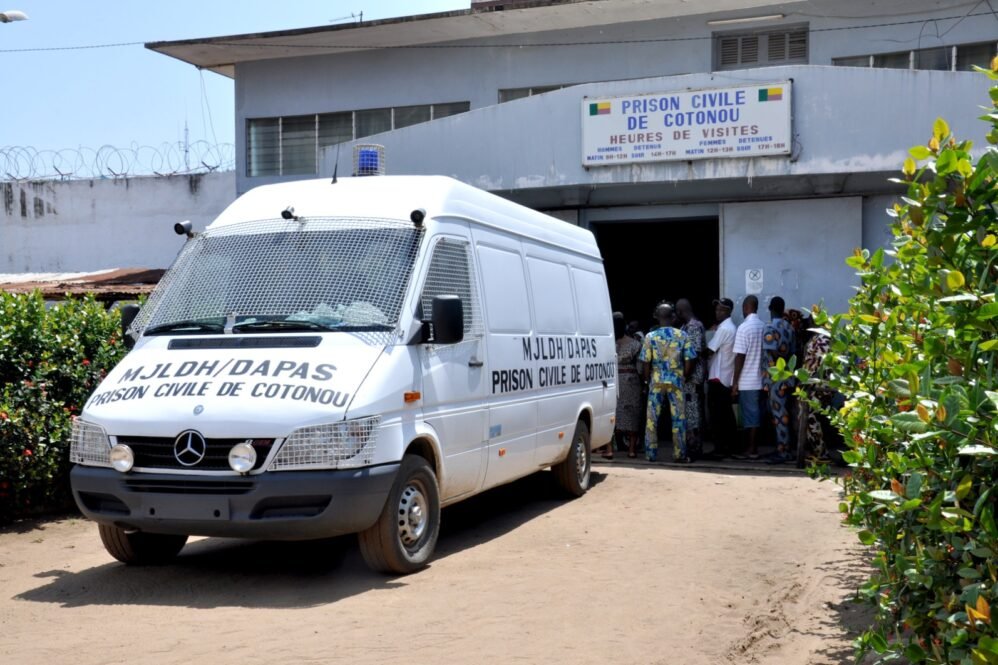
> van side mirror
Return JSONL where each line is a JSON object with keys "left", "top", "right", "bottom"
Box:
{"left": 119, "top": 304, "right": 140, "bottom": 350}
{"left": 432, "top": 295, "right": 464, "bottom": 345}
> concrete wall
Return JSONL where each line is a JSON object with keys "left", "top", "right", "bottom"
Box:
{"left": 317, "top": 65, "right": 989, "bottom": 203}
{"left": 721, "top": 197, "right": 862, "bottom": 316}
{"left": 0, "top": 172, "right": 235, "bottom": 273}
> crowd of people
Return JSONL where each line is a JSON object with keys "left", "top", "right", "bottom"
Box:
{"left": 600, "top": 294, "right": 826, "bottom": 464}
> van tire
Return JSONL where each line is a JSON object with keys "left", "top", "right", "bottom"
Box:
{"left": 358, "top": 454, "right": 441, "bottom": 575}
{"left": 552, "top": 420, "right": 591, "bottom": 497}
{"left": 98, "top": 523, "right": 188, "bottom": 565}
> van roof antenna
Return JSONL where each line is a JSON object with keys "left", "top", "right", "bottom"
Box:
{"left": 331, "top": 142, "right": 341, "bottom": 184}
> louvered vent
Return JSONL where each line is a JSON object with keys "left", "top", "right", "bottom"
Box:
{"left": 768, "top": 32, "right": 788, "bottom": 61}
{"left": 720, "top": 37, "right": 739, "bottom": 66}
{"left": 741, "top": 35, "right": 759, "bottom": 63}
{"left": 788, "top": 30, "right": 808, "bottom": 59}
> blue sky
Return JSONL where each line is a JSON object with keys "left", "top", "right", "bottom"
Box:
{"left": 0, "top": 1, "right": 467, "bottom": 155}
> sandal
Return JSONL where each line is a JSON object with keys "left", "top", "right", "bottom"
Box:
{"left": 627, "top": 452, "right": 637, "bottom": 459}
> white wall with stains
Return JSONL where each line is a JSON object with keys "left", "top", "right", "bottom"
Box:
{"left": 0, "top": 172, "right": 235, "bottom": 273}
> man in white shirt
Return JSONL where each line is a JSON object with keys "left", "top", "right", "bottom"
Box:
{"left": 706, "top": 297, "right": 737, "bottom": 458}
{"left": 732, "top": 294, "right": 765, "bottom": 459}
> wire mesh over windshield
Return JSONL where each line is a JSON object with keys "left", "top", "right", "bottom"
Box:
{"left": 133, "top": 217, "right": 422, "bottom": 334}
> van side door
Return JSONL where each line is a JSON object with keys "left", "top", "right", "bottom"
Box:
{"left": 472, "top": 229, "right": 539, "bottom": 489}
{"left": 417, "top": 235, "right": 488, "bottom": 501}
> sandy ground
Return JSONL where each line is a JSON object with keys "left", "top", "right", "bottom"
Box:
{"left": 0, "top": 463, "right": 870, "bottom": 665}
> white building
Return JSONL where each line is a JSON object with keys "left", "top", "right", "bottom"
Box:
{"left": 148, "top": 0, "right": 997, "bottom": 322}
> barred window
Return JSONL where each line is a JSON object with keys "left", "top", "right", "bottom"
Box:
{"left": 246, "top": 101, "right": 470, "bottom": 177}
{"left": 419, "top": 238, "right": 483, "bottom": 337}
{"left": 134, "top": 218, "right": 423, "bottom": 335}
{"left": 498, "top": 85, "right": 567, "bottom": 104}
{"left": 833, "top": 41, "right": 998, "bottom": 72}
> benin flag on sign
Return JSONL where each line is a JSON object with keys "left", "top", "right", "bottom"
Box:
{"left": 589, "top": 101, "right": 611, "bottom": 116}
{"left": 758, "top": 87, "right": 783, "bottom": 102}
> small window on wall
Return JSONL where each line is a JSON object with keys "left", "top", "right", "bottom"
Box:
{"left": 246, "top": 118, "right": 280, "bottom": 177}
{"left": 957, "top": 42, "right": 997, "bottom": 70}
{"left": 420, "top": 239, "right": 483, "bottom": 336}
{"left": 432, "top": 101, "right": 471, "bottom": 119}
{"left": 714, "top": 25, "right": 807, "bottom": 70}
{"left": 355, "top": 108, "right": 392, "bottom": 139}
{"left": 498, "top": 85, "right": 567, "bottom": 104}
{"left": 280, "top": 115, "right": 317, "bottom": 176}
{"left": 874, "top": 51, "right": 911, "bottom": 69}
{"left": 477, "top": 245, "right": 531, "bottom": 333}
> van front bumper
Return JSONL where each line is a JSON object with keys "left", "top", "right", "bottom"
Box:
{"left": 70, "top": 463, "right": 399, "bottom": 540}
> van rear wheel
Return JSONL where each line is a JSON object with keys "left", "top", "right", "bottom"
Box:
{"left": 553, "top": 420, "right": 591, "bottom": 497}
{"left": 98, "top": 523, "right": 188, "bottom": 565}
{"left": 358, "top": 454, "right": 441, "bottom": 575}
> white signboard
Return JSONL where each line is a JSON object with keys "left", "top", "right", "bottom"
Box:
{"left": 582, "top": 82, "right": 792, "bottom": 166}
{"left": 746, "top": 268, "right": 764, "bottom": 295}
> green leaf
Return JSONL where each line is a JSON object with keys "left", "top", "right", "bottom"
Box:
{"left": 938, "top": 149, "right": 957, "bottom": 174}
{"left": 907, "top": 472, "right": 923, "bottom": 499}
{"left": 981, "top": 340, "right": 998, "bottom": 351}
{"left": 959, "top": 445, "right": 997, "bottom": 456}
{"left": 904, "top": 643, "right": 927, "bottom": 662}
{"left": 869, "top": 631, "right": 889, "bottom": 653}
{"left": 892, "top": 411, "right": 930, "bottom": 433}
{"left": 947, "top": 270, "right": 967, "bottom": 290}
{"left": 958, "top": 568, "right": 983, "bottom": 579}
{"left": 934, "top": 117, "right": 951, "bottom": 140}
{"left": 858, "top": 530, "right": 876, "bottom": 545}
{"left": 980, "top": 636, "right": 998, "bottom": 656}
{"left": 978, "top": 303, "right": 998, "bottom": 320}
{"left": 868, "top": 490, "right": 901, "bottom": 502}
{"left": 909, "top": 145, "right": 932, "bottom": 160}
{"left": 957, "top": 473, "right": 974, "bottom": 499}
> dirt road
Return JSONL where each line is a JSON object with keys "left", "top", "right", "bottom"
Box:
{"left": 0, "top": 463, "right": 869, "bottom": 664}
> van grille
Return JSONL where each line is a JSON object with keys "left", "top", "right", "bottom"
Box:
{"left": 124, "top": 478, "right": 255, "bottom": 495}
{"left": 117, "top": 436, "right": 272, "bottom": 471}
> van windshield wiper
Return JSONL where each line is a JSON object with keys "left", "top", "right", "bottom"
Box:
{"left": 145, "top": 320, "right": 225, "bottom": 335}
{"left": 231, "top": 319, "right": 334, "bottom": 333}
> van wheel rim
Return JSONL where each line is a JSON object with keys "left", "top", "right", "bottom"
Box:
{"left": 398, "top": 482, "right": 428, "bottom": 548}
{"left": 575, "top": 437, "right": 589, "bottom": 486}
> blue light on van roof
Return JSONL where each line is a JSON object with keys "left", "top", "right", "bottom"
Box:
{"left": 353, "top": 144, "right": 385, "bottom": 176}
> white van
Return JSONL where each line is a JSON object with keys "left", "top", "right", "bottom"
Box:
{"left": 69, "top": 175, "right": 616, "bottom": 574}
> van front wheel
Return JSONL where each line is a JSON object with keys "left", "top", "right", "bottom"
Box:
{"left": 98, "top": 523, "right": 187, "bottom": 565}
{"left": 552, "top": 420, "right": 591, "bottom": 497}
{"left": 358, "top": 454, "right": 441, "bottom": 575}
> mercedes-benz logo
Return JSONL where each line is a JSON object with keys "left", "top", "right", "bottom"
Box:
{"left": 173, "top": 430, "right": 208, "bottom": 467}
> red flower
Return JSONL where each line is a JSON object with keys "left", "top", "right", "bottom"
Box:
{"left": 0, "top": 411, "right": 8, "bottom": 421}
{"left": 82, "top": 358, "right": 91, "bottom": 366}
{"left": 23, "top": 449, "right": 32, "bottom": 457}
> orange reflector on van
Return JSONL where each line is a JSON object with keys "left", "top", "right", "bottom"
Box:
{"left": 558, "top": 432, "right": 565, "bottom": 439}
{"left": 403, "top": 391, "right": 421, "bottom": 403}
{"left": 498, "top": 448, "right": 507, "bottom": 457}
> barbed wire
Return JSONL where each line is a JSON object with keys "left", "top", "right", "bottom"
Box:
{"left": 0, "top": 142, "right": 235, "bottom": 182}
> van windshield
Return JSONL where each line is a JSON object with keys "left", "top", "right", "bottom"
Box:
{"left": 136, "top": 217, "right": 422, "bottom": 335}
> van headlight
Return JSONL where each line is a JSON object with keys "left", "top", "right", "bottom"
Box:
{"left": 70, "top": 419, "right": 111, "bottom": 467}
{"left": 268, "top": 416, "right": 381, "bottom": 471}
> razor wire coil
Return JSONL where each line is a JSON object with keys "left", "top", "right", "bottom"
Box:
{"left": 0, "top": 142, "right": 235, "bottom": 181}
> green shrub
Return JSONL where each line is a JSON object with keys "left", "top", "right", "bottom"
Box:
{"left": 0, "top": 292, "right": 126, "bottom": 524}
{"left": 804, "top": 67, "right": 998, "bottom": 664}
